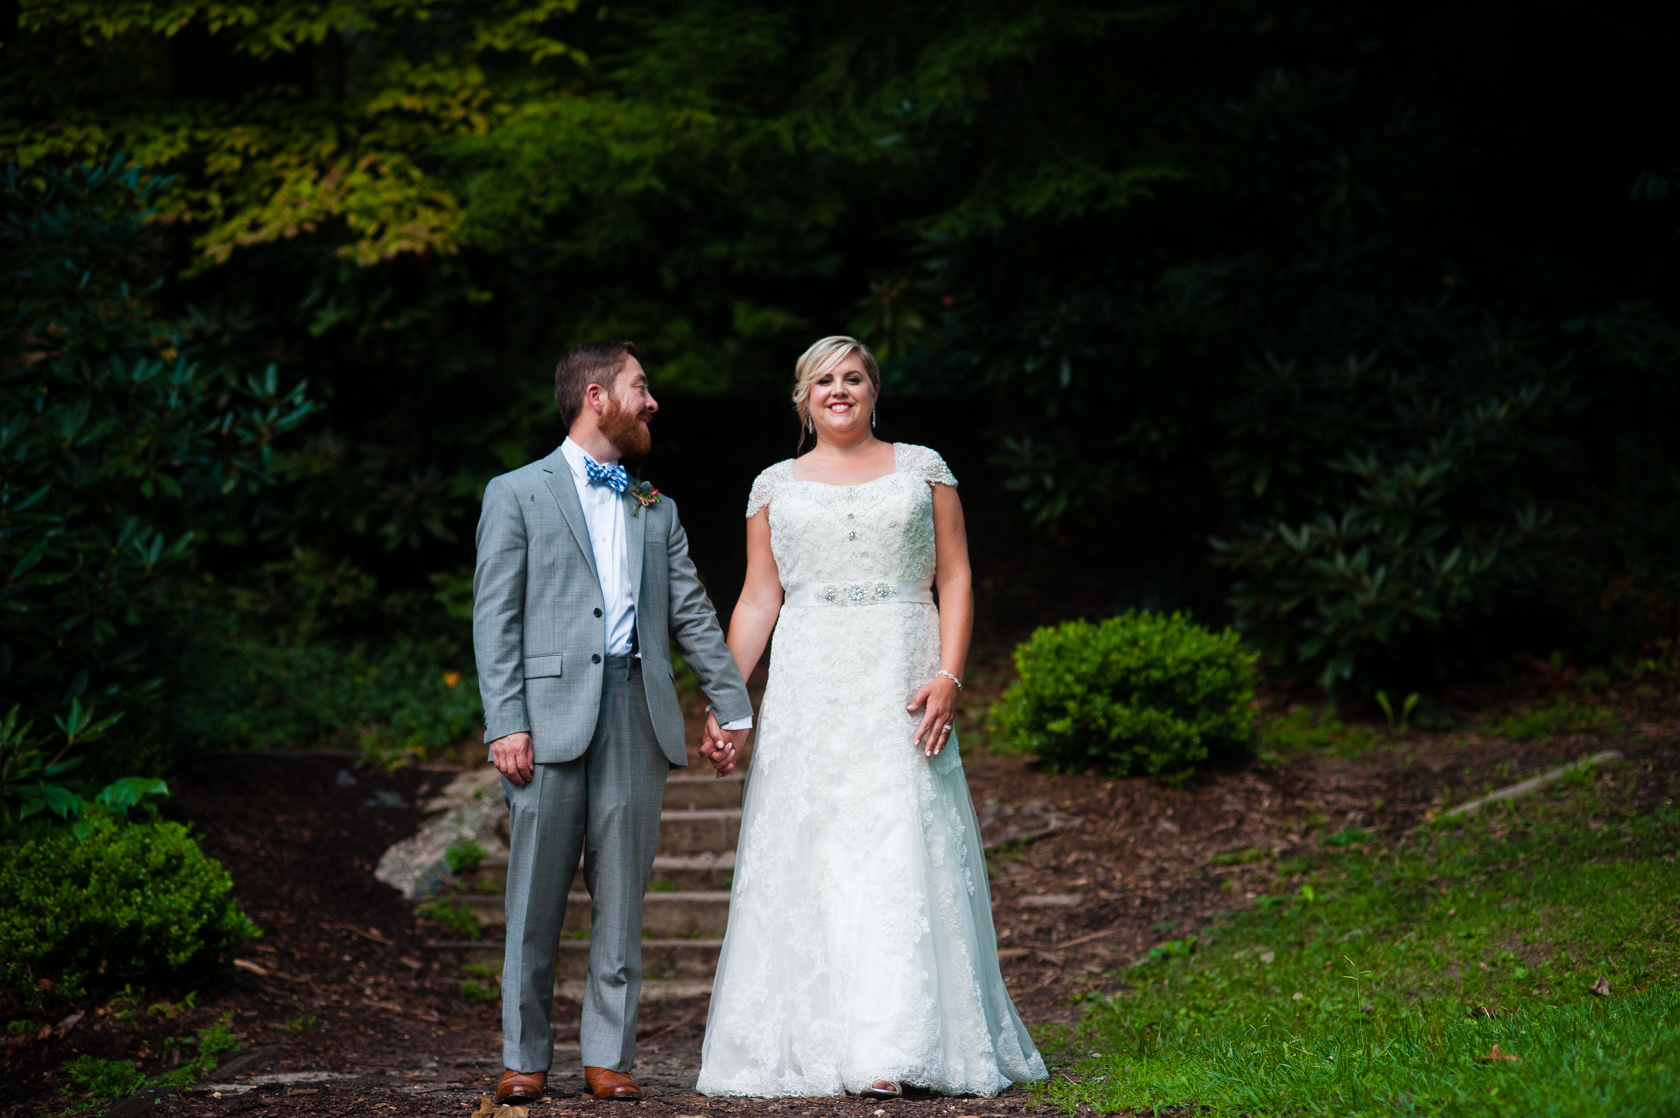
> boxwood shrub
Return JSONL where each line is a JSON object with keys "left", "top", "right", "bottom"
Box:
{"left": 0, "top": 817, "right": 258, "bottom": 998}
{"left": 990, "top": 610, "right": 1258, "bottom": 779}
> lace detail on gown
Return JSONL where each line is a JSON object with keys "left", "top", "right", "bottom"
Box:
{"left": 699, "top": 444, "right": 1045, "bottom": 1098}
{"left": 744, "top": 459, "right": 795, "bottom": 518}
{"left": 744, "top": 444, "right": 956, "bottom": 520}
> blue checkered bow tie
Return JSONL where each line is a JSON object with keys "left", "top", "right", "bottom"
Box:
{"left": 585, "top": 458, "right": 630, "bottom": 494}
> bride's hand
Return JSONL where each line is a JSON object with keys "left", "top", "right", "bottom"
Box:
{"left": 699, "top": 709, "right": 738, "bottom": 777}
{"left": 907, "top": 675, "right": 959, "bottom": 757}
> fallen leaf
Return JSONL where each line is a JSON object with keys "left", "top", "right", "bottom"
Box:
{"left": 1590, "top": 977, "right": 1611, "bottom": 997}
{"left": 469, "top": 1095, "right": 528, "bottom": 1118}
{"left": 1291, "top": 992, "right": 1304, "bottom": 1000}
{"left": 1467, "top": 1005, "right": 1495, "bottom": 1019}
{"left": 232, "top": 958, "right": 269, "bottom": 977}
{"left": 55, "top": 1011, "right": 85, "bottom": 1037}
{"left": 1259, "top": 951, "right": 1275, "bottom": 964}
{"left": 400, "top": 956, "right": 425, "bottom": 970}
{"left": 1480, "top": 1044, "right": 1520, "bottom": 1063}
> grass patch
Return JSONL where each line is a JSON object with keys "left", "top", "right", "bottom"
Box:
{"left": 416, "top": 894, "right": 483, "bottom": 941}
{"left": 1044, "top": 763, "right": 1680, "bottom": 1116}
{"left": 1487, "top": 695, "right": 1623, "bottom": 742}
{"left": 446, "top": 839, "right": 487, "bottom": 875}
{"left": 1259, "top": 707, "right": 1381, "bottom": 760}
{"left": 57, "top": 1015, "right": 241, "bottom": 1113}
{"left": 280, "top": 1015, "right": 318, "bottom": 1035}
{"left": 1211, "top": 845, "right": 1268, "bottom": 867}
{"left": 460, "top": 979, "right": 499, "bottom": 1006}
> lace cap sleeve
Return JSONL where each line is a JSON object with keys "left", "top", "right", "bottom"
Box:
{"left": 899, "top": 444, "right": 958, "bottom": 488}
{"left": 745, "top": 460, "right": 792, "bottom": 518}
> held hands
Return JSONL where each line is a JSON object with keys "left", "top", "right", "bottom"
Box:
{"left": 699, "top": 710, "right": 749, "bottom": 778}
{"left": 908, "top": 674, "right": 959, "bottom": 757}
{"left": 490, "top": 731, "right": 535, "bottom": 787}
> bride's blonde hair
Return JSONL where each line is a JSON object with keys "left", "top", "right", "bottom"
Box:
{"left": 792, "top": 336, "right": 880, "bottom": 438}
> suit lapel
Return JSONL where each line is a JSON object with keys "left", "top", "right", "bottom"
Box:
{"left": 539, "top": 447, "right": 601, "bottom": 587}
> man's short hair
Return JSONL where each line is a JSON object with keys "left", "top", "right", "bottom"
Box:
{"left": 554, "top": 340, "right": 639, "bottom": 430}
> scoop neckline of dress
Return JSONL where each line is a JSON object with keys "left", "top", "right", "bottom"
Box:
{"left": 787, "top": 443, "right": 902, "bottom": 488}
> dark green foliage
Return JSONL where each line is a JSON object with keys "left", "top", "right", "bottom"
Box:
{"left": 1212, "top": 353, "right": 1562, "bottom": 693}
{"left": 0, "top": 159, "right": 312, "bottom": 744}
{"left": 990, "top": 611, "right": 1257, "bottom": 779}
{"left": 175, "top": 635, "right": 480, "bottom": 760}
{"left": 0, "top": 2, "right": 1674, "bottom": 710}
{"left": 0, "top": 816, "right": 259, "bottom": 998}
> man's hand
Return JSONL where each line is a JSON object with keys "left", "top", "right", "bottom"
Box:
{"left": 698, "top": 711, "right": 749, "bottom": 778}
{"left": 490, "top": 731, "right": 535, "bottom": 786}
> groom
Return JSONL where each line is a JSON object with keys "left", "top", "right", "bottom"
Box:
{"left": 474, "top": 341, "right": 753, "bottom": 1102}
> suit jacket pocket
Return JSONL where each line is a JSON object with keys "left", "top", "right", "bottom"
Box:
{"left": 522, "top": 653, "right": 565, "bottom": 679}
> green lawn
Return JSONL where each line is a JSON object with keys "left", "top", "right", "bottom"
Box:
{"left": 1042, "top": 757, "right": 1680, "bottom": 1116}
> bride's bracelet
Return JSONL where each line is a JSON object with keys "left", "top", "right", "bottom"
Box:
{"left": 936, "top": 669, "right": 963, "bottom": 691}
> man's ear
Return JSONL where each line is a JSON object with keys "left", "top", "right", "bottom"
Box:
{"left": 582, "top": 381, "right": 605, "bottom": 415}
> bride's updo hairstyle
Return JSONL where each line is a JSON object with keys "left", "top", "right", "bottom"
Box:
{"left": 792, "top": 335, "right": 880, "bottom": 448}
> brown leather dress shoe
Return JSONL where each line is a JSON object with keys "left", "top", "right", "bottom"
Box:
{"left": 583, "top": 1066, "right": 643, "bottom": 1101}
{"left": 496, "top": 1069, "right": 547, "bottom": 1104}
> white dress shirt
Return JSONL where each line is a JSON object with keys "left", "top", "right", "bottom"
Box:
{"left": 559, "top": 438, "right": 751, "bottom": 731}
{"left": 560, "top": 438, "right": 639, "bottom": 658}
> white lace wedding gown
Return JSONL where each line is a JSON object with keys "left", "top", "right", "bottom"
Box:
{"left": 696, "top": 444, "right": 1047, "bottom": 1098}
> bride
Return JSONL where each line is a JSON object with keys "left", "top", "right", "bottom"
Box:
{"left": 695, "top": 336, "right": 1048, "bottom": 1098}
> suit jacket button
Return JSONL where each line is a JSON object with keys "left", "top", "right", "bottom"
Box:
{"left": 592, "top": 653, "right": 601, "bottom": 664}
{"left": 593, "top": 608, "right": 603, "bottom": 617}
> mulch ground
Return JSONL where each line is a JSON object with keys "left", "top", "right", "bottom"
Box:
{"left": 5, "top": 678, "right": 1676, "bottom": 1118}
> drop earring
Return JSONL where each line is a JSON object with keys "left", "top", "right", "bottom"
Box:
{"left": 806, "top": 413, "right": 814, "bottom": 432}
{"left": 871, "top": 404, "right": 878, "bottom": 429}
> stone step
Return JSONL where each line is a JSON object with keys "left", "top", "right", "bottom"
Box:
{"left": 460, "top": 891, "right": 731, "bottom": 937}
{"left": 662, "top": 773, "right": 744, "bottom": 812}
{"left": 556, "top": 979, "right": 713, "bottom": 1002}
{"left": 472, "top": 852, "right": 735, "bottom": 895}
{"left": 656, "top": 809, "right": 741, "bottom": 857}
{"left": 431, "top": 939, "right": 724, "bottom": 981}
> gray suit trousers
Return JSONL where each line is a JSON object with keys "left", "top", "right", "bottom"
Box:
{"left": 501, "top": 656, "right": 667, "bottom": 1073}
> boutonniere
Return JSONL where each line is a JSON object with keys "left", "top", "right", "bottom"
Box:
{"left": 628, "top": 479, "right": 662, "bottom": 516}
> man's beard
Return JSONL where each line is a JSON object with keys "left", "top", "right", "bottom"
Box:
{"left": 601, "top": 395, "right": 653, "bottom": 458}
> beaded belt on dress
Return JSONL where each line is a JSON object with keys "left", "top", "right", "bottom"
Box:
{"left": 783, "top": 579, "right": 934, "bottom": 607}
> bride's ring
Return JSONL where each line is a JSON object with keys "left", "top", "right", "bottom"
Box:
{"left": 942, "top": 723, "right": 953, "bottom": 733}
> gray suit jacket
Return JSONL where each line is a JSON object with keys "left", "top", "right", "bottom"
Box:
{"left": 473, "top": 446, "right": 751, "bottom": 767}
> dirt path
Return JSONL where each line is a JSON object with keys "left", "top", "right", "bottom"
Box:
{"left": 6, "top": 703, "right": 1674, "bottom": 1117}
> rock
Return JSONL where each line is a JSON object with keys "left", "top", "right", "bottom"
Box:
{"left": 1016, "top": 893, "right": 1084, "bottom": 908}
{"left": 978, "top": 800, "right": 1080, "bottom": 850}
{"left": 375, "top": 767, "right": 505, "bottom": 900}
{"left": 363, "top": 789, "right": 408, "bottom": 809}
{"left": 335, "top": 769, "right": 358, "bottom": 787}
